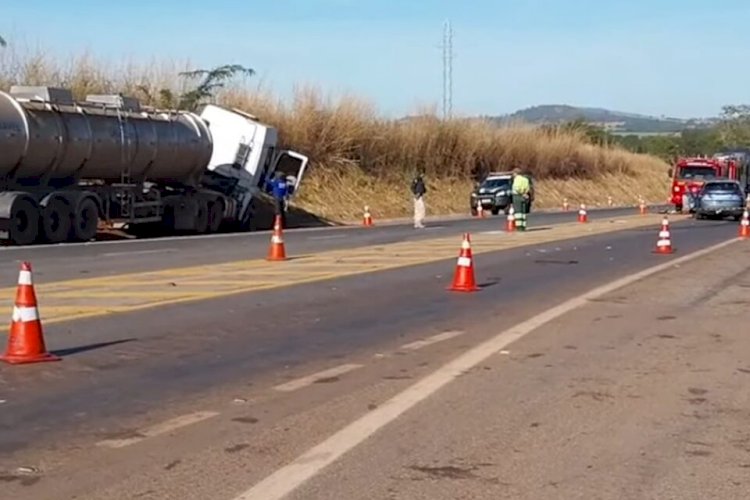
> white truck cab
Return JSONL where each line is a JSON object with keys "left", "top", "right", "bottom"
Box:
{"left": 199, "top": 104, "right": 309, "bottom": 222}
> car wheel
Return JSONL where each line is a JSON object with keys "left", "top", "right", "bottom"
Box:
{"left": 491, "top": 207, "right": 500, "bottom": 215}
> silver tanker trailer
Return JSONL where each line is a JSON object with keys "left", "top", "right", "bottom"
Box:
{"left": 0, "top": 85, "right": 308, "bottom": 245}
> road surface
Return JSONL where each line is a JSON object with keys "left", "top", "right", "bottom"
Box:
{"left": 1, "top": 209, "right": 747, "bottom": 500}
{"left": 0, "top": 206, "right": 663, "bottom": 283}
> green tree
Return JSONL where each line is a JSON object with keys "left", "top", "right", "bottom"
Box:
{"left": 137, "top": 64, "right": 255, "bottom": 111}
{"left": 718, "top": 105, "right": 750, "bottom": 147}
{"left": 679, "top": 128, "right": 723, "bottom": 156}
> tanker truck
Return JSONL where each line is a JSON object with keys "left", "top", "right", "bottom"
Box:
{"left": 0, "top": 85, "right": 309, "bottom": 246}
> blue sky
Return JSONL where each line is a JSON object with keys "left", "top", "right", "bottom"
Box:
{"left": 2, "top": 0, "right": 750, "bottom": 118}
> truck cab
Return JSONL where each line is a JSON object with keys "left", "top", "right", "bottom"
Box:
{"left": 198, "top": 104, "right": 309, "bottom": 227}
{"left": 670, "top": 158, "right": 726, "bottom": 213}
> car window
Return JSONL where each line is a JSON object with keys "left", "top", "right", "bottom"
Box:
{"left": 480, "top": 178, "right": 510, "bottom": 189}
{"left": 704, "top": 182, "right": 741, "bottom": 192}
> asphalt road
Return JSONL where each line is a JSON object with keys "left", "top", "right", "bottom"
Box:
{"left": 0, "top": 206, "right": 664, "bottom": 284}
{"left": 0, "top": 212, "right": 742, "bottom": 500}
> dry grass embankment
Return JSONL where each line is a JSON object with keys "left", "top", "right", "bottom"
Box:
{"left": 0, "top": 49, "right": 671, "bottom": 223}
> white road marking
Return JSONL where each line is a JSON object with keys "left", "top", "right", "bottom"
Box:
{"left": 96, "top": 411, "right": 219, "bottom": 449}
{"left": 273, "top": 364, "right": 364, "bottom": 393}
{"left": 101, "top": 248, "right": 177, "bottom": 257}
{"left": 400, "top": 330, "right": 465, "bottom": 351}
{"left": 232, "top": 236, "right": 739, "bottom": 500}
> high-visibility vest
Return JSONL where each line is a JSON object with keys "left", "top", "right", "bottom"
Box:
{"left": 512, "top": 175, "right": 530, "bottom": 195}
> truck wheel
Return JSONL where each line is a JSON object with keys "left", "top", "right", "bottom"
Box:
{"left": 208, "top": 201, "right": 223, "bottom": 233}
{"left": 9, "top": 197, "right": 40, "bottom": 246}
{"left": 194, "top": 201, "right": 209, "bottom": 234}
{"left": 41, "top": 197, "right": 72, "bottom": 244}
{"left": 71, "top": 198, "right": 99, "bottom": 242}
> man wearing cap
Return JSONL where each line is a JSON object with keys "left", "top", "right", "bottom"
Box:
{"left": 511, "top": 167, "right": 531, "bottom": 231}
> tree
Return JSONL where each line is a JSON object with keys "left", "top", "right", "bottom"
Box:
{"left": 0, "top": 36, "right": 6, "bottom": 48}
{"left": 718, "top": 104, "right": 750, "bottom": 147}
{"left": 137, "top": 63, "right": 254, "bottom": 111}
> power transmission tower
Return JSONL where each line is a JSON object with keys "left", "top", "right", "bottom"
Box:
{"left": 441, "top": 20, "right": 453, "bottom": 120}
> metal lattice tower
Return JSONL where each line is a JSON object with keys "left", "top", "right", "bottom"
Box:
{"left": 441, "top": 20, "right": 453, "bottom": 120}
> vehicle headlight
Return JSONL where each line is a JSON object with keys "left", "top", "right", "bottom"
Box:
{"left": 495, "top": 190, "right": 507, "bottom": 197}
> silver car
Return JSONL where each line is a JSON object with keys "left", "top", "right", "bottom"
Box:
{"left": 694, "top": 179, "right": 746, "bottom": 220}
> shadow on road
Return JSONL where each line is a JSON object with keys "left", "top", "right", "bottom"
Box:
{"left": 52, "top": 338, "right": 137, "bottom": 358}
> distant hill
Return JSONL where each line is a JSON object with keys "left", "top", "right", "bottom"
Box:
{"left": 489, "top": 105, "right": 719, "bottom": 135}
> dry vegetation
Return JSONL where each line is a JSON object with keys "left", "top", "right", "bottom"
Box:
{"left": 0, "top": 48, "right": 671, "bottom": 223}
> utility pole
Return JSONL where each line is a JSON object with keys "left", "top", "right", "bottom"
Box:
{"left": 441, "top": 19, "right": 453, "bottom": 120}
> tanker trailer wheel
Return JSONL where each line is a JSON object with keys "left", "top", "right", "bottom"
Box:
{"left": 71, "top": 198, "right": 99, "bottom": 242}
{"left": 194, "top": 200, "right": 209, "bottom": 234}
{"left": 9, "top": 197, "right": 40, "bottom": 246}
{"left": 41, "top": 196, "right": 72, "bottom": 244}
{"left": 208, "top": 201, "right": 224, "bottom": 233}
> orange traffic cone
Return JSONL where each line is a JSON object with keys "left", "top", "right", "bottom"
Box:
{"left": 578, "top": 204, "right": 588, "bottom": 223}
{"left": 607, "top": 196, "right": 613, "bottom": 207}
{"left": 363, "top": 206, "right": 374, "bottom": 227}
{"left": 654, "top": 216, "right": 674, "bottom": 254}
{"left": 447, "top": 233, "right": 480, "bottom": 293}
{"left": 739, "top": 210, "right": 750, "bottom": 239}
{"left": 267, "top": 215, "right": 287, "bottom": 261}
{"left": 476, "top": 199, "right": 484, "bottom": 218}
{"left": 563, "top": 198, "right": 569, "bottom": 211}
{"left": 0, "top": 262, "right": 60, "bottom": 364}
{"left": 639, "top": 199, "right": 647, "bottom": 215}
{"left": 506, "top": 206, "right": 516, "bottom": 232}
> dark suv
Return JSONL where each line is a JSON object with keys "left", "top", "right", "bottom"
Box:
{"left": 470, "top": 173, "right": 513, "bottom": 215}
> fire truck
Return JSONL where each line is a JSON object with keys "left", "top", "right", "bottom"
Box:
{"left": 669, "top": 154, "right": 749, "bottom": 212}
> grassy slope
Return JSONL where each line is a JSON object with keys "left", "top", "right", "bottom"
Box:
{"left": 0, "top": 51, "right": 672, "bottom": 224}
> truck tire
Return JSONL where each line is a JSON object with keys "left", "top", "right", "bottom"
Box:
{"left": 208, "top": 201, "right": 223, "bottom": 233}
{"left": 9, "top": 197, "right": 40, "bottom": 246}
{"left": 194, "top": 200, "right": 209, "bottom": 234}
{"left": 41, "top": 196, "right": 72, "bottom": 244}
{"left": 71, "top": 197, "right": 99, "bottom": 242}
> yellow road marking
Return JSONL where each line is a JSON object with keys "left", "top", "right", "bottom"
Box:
{"left": 0, "top": 214, "right": 678, "bottom": 326}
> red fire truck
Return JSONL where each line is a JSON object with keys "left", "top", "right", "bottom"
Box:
{"left": 669, "top": 155, "right": 748, "bottom": 212}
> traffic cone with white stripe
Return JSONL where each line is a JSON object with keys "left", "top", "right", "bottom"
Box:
{"left": 739, "top": 210, "right": 750, "bottom": 239}
{"left": 363, "top": 206, "right": 373, "bottom": 227}
{"left": 447, "top": 233, "right": 480, "bottom": 293}
{"left": 0, "top": 262, "right": 60, "bottom": 364}
{"left": 563, "top": 198, "right": 569, "bottom": 211}
{"left": 267, "top": 215, "right": 287, "bottom": 261}
{"left": 476, "top": 199, "right": 484, "bottom": 218}
{"left": 506, "top": 206, "right": 516, "bottom": 232}
{"left": 653, "top": 216, "right": 674, "bottom": 254}
{"left": 639, "top": 198, "right": 647, "bottom": 215}
{"left": 578, "top": 204, "right": 588, "bottom": 223}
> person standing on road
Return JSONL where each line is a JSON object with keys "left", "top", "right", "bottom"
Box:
{"left": 268, "top": 171, "right": 289, "bottom": 228}
{"left": 511, "top": 167, "right": 531, "bottom": 231}
{"left": 411, "top": 173, "right": 427, "bottom": 229}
